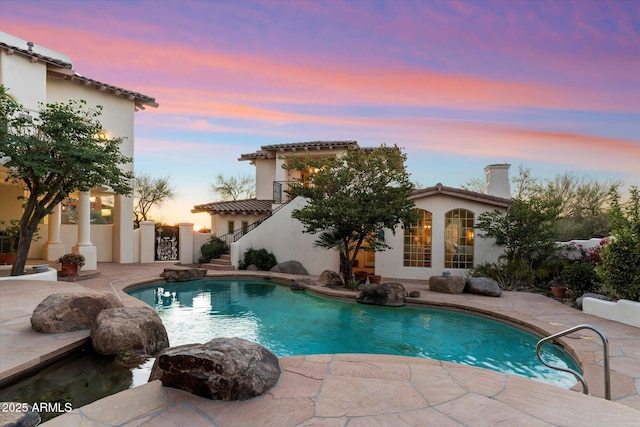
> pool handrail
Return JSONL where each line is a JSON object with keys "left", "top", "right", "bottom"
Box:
{"left": 536, "top": 324, "right": 610, "bottom": 400}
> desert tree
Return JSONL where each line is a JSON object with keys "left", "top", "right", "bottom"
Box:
{"left": 133, "top": 174, "right": 175, "bottom": 227}
{"left": 211, "top": 173, "right": 255, "bottom": 201}
{"left": 285, "top": 145, "right": 418, "bottom": 282}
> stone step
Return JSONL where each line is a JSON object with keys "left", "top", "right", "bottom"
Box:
{"left": 201, "top": 263, "right": 236, "bottom": 271}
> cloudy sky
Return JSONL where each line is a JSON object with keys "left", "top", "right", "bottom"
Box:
{"left": 2, "top": 0, "right": 638, "bottom": 228}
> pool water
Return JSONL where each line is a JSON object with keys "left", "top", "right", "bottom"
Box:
{"left": 128, "top": 278, "right": 580, "bottom": 388}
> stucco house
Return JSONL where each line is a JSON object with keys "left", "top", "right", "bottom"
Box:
{"left": 193, "top": 141, "right": 511, "bottom": 279}
{"left": 0, "top": 32, "right": 157, "bottom": 269}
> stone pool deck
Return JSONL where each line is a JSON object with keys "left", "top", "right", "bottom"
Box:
{"left": 0, "top": 262, "right": 639, "bottom": 426}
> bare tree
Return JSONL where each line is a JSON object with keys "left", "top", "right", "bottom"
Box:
{"left": 133, "top": 174, "right": 175, "bottom": 227}
{"left": 211, "top": 173, "right": 255, "bottom": 201}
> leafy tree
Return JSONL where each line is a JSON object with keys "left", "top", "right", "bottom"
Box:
{"left": 596, "top": 187, "right": 640, "bottom": 301}
{"left": 133, "top": 174, "right": 175, "bottom": 227}
{"left": 286, "top": 145, "right": 417, "bottom": 282}
{"left": 475, "top": 197, "right": 562, "bottom": 288}
{"left": 211, "top": 173, "right": 255, "bottom": 200}
{"left": 0, "top": 85, "right": 133, "bottom": 276}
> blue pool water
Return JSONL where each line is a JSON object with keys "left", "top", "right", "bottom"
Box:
{"left": 128, "top": 278, "right": 580, "bottom": 388}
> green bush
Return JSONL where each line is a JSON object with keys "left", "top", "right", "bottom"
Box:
{"left": 239, "top": 248, "right": 277, "bottom": 271}
{"left": 561, "top": 261, "right": 600, "bottom": 298}
{"left": 595, "top": 187, "right": 640, "bottom": 302}
{"left": 198, "top": 236, "right": 229, "bottom": 264}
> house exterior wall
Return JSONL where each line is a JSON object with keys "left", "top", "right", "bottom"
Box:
{"left": 1, "top": 35, "right": 143, "bottom": 265}
{"left": 231, "top": 197, "right": 339, "bottom": 275}
{"left": 210, "top": 213, "right": 268, "bottom": 238}
{"left": 255, "top": 159, "right": 276, "bottom": 200}
{"left": 376, "top": 194, "right": 504, "bottom": 280}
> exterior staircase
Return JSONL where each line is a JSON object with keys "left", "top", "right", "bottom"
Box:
{"left": 201, "top": 254, "right": 235, "bottom": 271}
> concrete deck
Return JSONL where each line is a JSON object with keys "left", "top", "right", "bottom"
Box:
{"left": 1, "top": 262, "right": 639, "bottom": 426}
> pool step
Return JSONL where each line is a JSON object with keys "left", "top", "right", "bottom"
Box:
{"left": 201, "top": 254, "right": 235, "bottom": 270}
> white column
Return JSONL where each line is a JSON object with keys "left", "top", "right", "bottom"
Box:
{"left": 43, "top": 204, "right": 66, "bottom": 261}
{"left": 139, "top": 221, "right": 155, "bottom": 263}
{"left": 179, "top": 223, "right": 194, "bottom": 265}
{"left": 72, "top": 191, "right": 97, "bottom": 270}
{"left": 113, "top": 193, "right": 135, "bottom": 263}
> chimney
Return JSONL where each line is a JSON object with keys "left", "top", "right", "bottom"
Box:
{"left": 484, "top": 164, "right": 511, "bottom": 199}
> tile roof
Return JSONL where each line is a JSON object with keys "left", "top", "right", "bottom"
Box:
{"left": 239, "top": 140, "right": 358, "bottom": 161}
{"left": 0, "top": 40, "right": 157, "bottom": 110}
{"left": 192, "top": 199, "right": 274, "bottom": 214}
{"left": 411, "top": 183, "right": 511, "bottom": 208}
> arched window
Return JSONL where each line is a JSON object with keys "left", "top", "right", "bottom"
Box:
{"left": 404, "top": 209, "right": 432, "bottom": 267}
{"left": 444, "top": 209, "right": 474, "bottom": 269}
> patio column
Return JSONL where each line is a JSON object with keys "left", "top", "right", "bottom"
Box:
{"left": 72, "top": 191, "right": 97, "bottom": 270}
{"left": 43, "top": 204, "right": 66, "bottom": 261}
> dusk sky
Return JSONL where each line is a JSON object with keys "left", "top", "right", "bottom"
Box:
{"left": 1, "top": 0, "right": 639, "bottom": 229}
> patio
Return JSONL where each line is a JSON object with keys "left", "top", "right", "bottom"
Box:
{"left": 0, "top": 262, "right": 638, "bottom": 426}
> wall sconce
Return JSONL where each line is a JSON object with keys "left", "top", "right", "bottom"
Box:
{"left": 466, "top": 230, "right": 474, "bottom": 244}
{"left": 97, "top": 129, "right": 108, "bottom": 140}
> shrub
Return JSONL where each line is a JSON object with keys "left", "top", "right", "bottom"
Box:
{"left": 198, "top": 236, "right": 229, "bottom": 264}
{"left": 561, "top": 261, "right": 600, "bottom": 298}
{"left": 239, "top": 248, "right": 277, "bottom": 271}
{"left": 595, "top": 187, "right": 640, "bottom": 302}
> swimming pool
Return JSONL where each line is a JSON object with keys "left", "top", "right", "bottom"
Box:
{"left": 128, "top": 277, "right": 580, "bottom": 388}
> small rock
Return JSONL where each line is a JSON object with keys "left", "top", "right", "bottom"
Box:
{"left": 291, "top": 279, "right": 311, "bottom": 290}
{"left": 408, "top": 291, "right": 421, "bottom": 298}
{"left": 356, "top": 282, "right": 407, "bottom": 307}
{"left": 30, "top": 291, "right": 124, "bottom": 333}
{"left": 318, "top": 270, "right": 343, "bottom": 288}
{"left": 465, "top": 277, "right": 502, "bottom": 297}
{"left": 149, "top": 337, "right": 281, "bottom": 401}
{"left": 160, "top": 267, "right": 206, "bottom": 282}
{"left": 270, "top": 260, "right": 309, "bottom": 275}
{"left": 429, "top": 275, "right": 466, "bottom": 294}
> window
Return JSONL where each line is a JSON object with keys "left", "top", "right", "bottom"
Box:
{"left": 404, "top": 209, "right": 432, "bottom": 267}
{"left": 227, "top": 221, "right": 235, "bottom": 234}
{"left": 241, "top": 221, "right": 249, "bottom": 235}
{"left": 444, "top": 209, "right": 474, "bottom": 269}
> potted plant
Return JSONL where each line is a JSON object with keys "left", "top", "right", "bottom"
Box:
{"left": 58, "top": 253, "right": 86, "bottom": 275}
{"left": 0, "top": 220, "right": 20, "bottom": 265}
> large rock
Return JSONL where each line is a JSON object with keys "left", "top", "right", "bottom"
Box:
{"left": 91, "top": 306, "right": 169, "bottom": 356}
{"left": 465, "top": 277, "right": 502, "bottom": 297}
{"left": 574, "top": 292, "right": 611, "bottom": 310}
{"left": 160, "top": 267, "right": 207, "bottom": 282}
{"left": 291, "top": 278, "right": 312, "bottom": 290}
{"left": 270, "top": 260, "right": 308, "bottom": 275}
{"left": 30, "top": 291, "right": 124, "bottom": 333}
{"left": 429, "top": 275, "right": 466, "bottom": 294}
{"left": 356, "top": 282, "right": 407, "bottom": 307}
{"left": 318, "top": 270, "right": 343, "bottom": 288}
{"left": 0, "top": 403, "right": 40, "bottom": 427}
{"left": 149, "top": 337, "right": 281, "bottom": 401}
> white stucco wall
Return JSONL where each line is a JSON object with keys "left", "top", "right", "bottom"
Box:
{"left": 254, "top": 159, "right": 276, "bottom": 200}
{"left": 212, "top": 213, "right": 268, "bottom": 238}
{"left": 232, "top": 197, "right": 339, "bottom": 275}
{"left": 0, "top": 46, "right": 47, "bottom": 111}
{"left": 376, "top": 194, "right": 504, "bottom": 280}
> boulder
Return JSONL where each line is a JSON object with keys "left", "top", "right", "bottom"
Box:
{"left": 356, "top": 282, "right": 407, "bottom": 307}
{"left": 291, "top": 278, "right": 311, "bottom": 290}
{"left": 429, "top": 275, "right": 466, "bottom": 294}
{"left": 160, "top": 267, "right": 207, "bottom": 282}
{"left": 91, "top": 306, "right": 169, "bottom": 356}
{"left": 149, "top": 337, "right": 281, "bottom": 401}
{"left": 465, "top": 277, "right": 502, "bottom": 297}
{"left": 318, "top": 270, "right": 343, "bottom": 288}
{"left": 30, "top": 291, "right": 124, "bottom": 333}
{"left": 270, "top": 260, "right": 309, "bottom": 275}
{"left": 0, "top": 404, "right": 40, "bottom": 427}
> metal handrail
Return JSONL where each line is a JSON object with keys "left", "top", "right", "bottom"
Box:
{"left": 536, "top": 324, "right": 610, "bottom": 400}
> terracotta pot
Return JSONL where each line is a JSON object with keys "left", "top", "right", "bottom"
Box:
{"left": 0, "top": 253, "right": 16, "bottom": 265}
{"left": 550, "top": 286, "right": 566, "bottom": 299}
{"left": 354, "top": 271, "right": 369, "bottom": 283}
{"left": 368, "top": 274, "right": 382, "bottom": 284}
{"left": 60, "top": 262, "right": 79, "bottom": 276}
